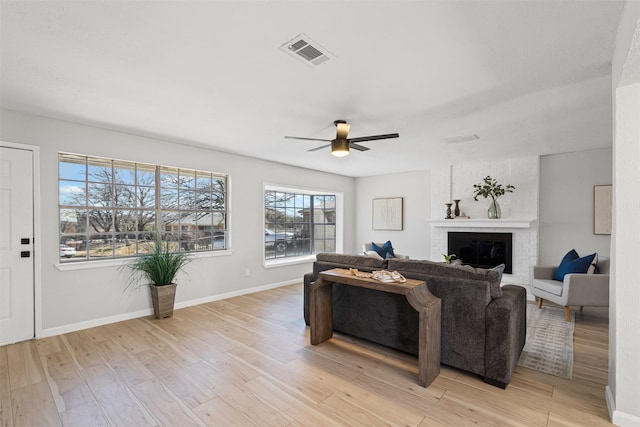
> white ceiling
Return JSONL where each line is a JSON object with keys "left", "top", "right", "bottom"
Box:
{"left": 0, "top": 1, "right": 624, "bottom": 177}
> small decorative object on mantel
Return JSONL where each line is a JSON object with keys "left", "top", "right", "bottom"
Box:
{"left": 445, "top": 203, "right": 453, "bottom": 219}
{"left": 453, "top": 199, "right": 461, "bottom": 217}
{"left": 472, "top": 176, "right": 515, "bottom": 219}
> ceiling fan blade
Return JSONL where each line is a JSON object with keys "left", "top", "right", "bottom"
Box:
{"left": 284, "top": 136, "right": 332, "bottom": 142}
{"left": 350, "top": 143, "right": 370, "bottom": 152}
{"left": 336, "top": 122, "right": 350, "bottom": 140}
{"left": 348, "top": 133, "right": 399, "bottom": 143}
{"left": 307, "top": 144, "right": 331, "bottom": 152}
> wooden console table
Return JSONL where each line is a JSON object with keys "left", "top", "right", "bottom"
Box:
{"left": 309, "top": 268, "right": 441, "bottom": 387}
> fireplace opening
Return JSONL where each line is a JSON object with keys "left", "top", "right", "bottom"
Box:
{"left": 447, "top": 232, "right": 512, "bottom": 274}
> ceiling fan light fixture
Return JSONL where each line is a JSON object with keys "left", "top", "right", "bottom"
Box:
{"left": 331, "top": 139, "right": 350, "bottom": 157}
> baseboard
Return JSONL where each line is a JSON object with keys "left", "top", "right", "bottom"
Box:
{"left": 40, "top": 308, "right": 154, "bottom": 338}
{"left": 174, "top": 278, "right": 300, "bottom": 309}
{"left": 606, "top": 385, "right": 640, "bottom": 427}
{"left": 39, "top": 279, "right": 300, "bottom": 338}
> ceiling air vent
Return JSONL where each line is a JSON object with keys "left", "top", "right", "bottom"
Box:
{"left": 443, "top": 134, "right": 480, "bottom": 144}
{"left": 280, "top": 34, "right": 335, "bottom": 68}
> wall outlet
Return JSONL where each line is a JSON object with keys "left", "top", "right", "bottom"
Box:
{"left": 245, "top": 268, "right": 250, "bottom": 277}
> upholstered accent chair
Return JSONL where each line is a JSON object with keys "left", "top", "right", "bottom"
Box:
{"left": 531, "top": 258, "right": 610, "bottom": 321}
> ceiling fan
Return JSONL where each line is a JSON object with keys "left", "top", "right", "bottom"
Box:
{"left": 284, "top": 120, "right": 399, "bottom": 157}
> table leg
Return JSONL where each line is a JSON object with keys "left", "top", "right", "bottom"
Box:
{"left": 417, "top": 300, "right": 441, "bottom": 387}
{"left": 310, "top": 278, "right": 333, "bottom": 345}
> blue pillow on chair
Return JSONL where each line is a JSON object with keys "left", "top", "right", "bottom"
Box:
{"left": 554, "top": 249, "right": 579, "bottom": 281}
{"left": 371, "top": 241, "right": 395, "bottom": 259}
{"left": 554, "top": 250, "right": 596, "bottom": 281}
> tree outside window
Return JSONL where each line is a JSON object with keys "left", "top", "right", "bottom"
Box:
{"left": 58, "top": 153, "right": 228, "bottom": 261}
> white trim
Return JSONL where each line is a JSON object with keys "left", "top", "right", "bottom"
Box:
{"left": 55, "top": 249, "right": 233, "bottom": 271}
{"left": 174, "top": 278, "right": 300, "bottom": 308}
{"left": 0, "top": 141, "right": 43, "bottom": 340}
{"left": 428, "top": 219, "right": 536, "bottom": 228}
{"left": 39, "top": 278, "right": 299, "bottom": 338}
{"left": 264, "top": 254, "right": 315, "bottom": 268}
{"left": 606, "top": 385, "right": 640, "bottom": 427}
{"left": 606, "top": 385, "right": 615, "bottom": 421}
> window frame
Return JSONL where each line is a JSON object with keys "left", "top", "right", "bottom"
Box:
{"left": 58, "top": 152, "right": 230, "bottom": 265}
{"left": 263, "top": 183, "right": 343, "bottom": 268}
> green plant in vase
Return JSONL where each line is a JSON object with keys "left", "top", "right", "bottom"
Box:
{"left": 442, "top": 253, "right": 457, "bottom": 264}
{"left": 121, "top": 241, "right": 192, "bottom": 319}
{"left": 472, "top": 176, "right": 515, "bottom": 219}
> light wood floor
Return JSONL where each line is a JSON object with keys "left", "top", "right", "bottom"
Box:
{"left": 1, "top": 284, "right": 611, "bottom": 426}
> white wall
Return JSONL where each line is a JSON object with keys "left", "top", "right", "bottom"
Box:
{"left": 538, "top": 148, "right": 612, "bottom": 265}
{"left": 354, "top": 170, "right": 431, "bottom": 259}
{"left": 430, "top": 157, "right": 539, "bottom": 221}
{"left": 0, "top": 109, "right": 355, "bottom": 334}
{"left": 429, "top": 157, "right": 539, "bottom": 287}
{"left": 608, "top": 2, "right": 640, "bottom": 426}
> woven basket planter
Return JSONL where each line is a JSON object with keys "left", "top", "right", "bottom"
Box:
{"left": 149, "top": 283, "right": 177, "bottom": 319}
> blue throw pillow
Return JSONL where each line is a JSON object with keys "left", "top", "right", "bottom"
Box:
{"left": 571, "top": 253, "right": 597, "bottom": 274}
{"left": 554, "top": 251, "right": 597, "bottom": 281}
{"left": 553, "top": 249, "right": 579, "bottom": 281}
{"left": 371, "top": 241, "right": 395, "bottom": 259}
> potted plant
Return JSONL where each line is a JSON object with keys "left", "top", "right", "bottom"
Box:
{"left": 122, "top": 241, "right": 192, "bottom": 319}
{"left": 442, "top": 253, "right": 457, "bottom": 264}
{"left": 472, "top": 176, "right": 515, "bottom": 219}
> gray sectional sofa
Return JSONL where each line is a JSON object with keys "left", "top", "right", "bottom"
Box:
{"left": 303, "top": 253, "right": 527, "bottom": 388}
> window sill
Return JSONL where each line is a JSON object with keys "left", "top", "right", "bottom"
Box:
{"left": 263, "top": 254, "right": 316, "bottom": 269}
{"left": 55, "top": 249, "right": 233, "bottom": 271}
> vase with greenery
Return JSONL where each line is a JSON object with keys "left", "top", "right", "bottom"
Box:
{"left": 122, "top": 241, "right": 192, "bottom": 319}
{"left": 472, "top": 176, "right": 515, "bottom": 219}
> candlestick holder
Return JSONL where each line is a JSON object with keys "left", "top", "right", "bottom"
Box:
{"left": 445, "top": 203, "right": 453, "bottom": 219}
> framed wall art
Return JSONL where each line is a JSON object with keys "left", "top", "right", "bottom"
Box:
{"left": 593, "top": 184, "right": 612, "bottom": 235}
{"left": 372, "top": 197, "right": 403, "bottom": 230}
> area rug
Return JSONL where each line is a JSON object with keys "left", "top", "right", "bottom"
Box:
{"left": 517, "top": 304, "right": 575, "bottom": 379}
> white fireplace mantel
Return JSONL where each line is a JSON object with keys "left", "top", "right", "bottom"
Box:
{"left": 428, "top": 218, "right": 536, "bottom": 229}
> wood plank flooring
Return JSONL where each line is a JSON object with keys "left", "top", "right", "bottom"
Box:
{"left": 1, "top": 284, "right": 612, "bottom": 426}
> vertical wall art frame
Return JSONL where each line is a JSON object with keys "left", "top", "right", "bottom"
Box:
{"left": 372, "top": 197, "right": 403, "bottom": 230}
{"left": 593, "top": 184, "right": 612, "bottom": 235}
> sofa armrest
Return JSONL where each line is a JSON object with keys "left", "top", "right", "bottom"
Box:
{"left": 563, "top": 273, "right": 610, "bottom": 307}
{"left": 484, "top": 285, "right": 527, "bottom": 387}
{"left": 533, "top": 265, "right": 556, "bottom": 280}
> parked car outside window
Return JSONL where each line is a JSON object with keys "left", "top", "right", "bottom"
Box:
{"left": 264, "top": 229, "right": 295, "bottom": 253}
{"left": 59, "top": 244, "right": 76, "bottom": 258}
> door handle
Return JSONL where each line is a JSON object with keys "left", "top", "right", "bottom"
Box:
{"left": 21, "top": 251, "right": 31, "bottom": 258}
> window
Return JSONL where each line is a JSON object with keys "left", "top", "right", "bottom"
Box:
{"left": 264, "top": 187, "right": 337, "bottom": 260}
{"left": 59, "top": 153, "right": 227, "bottom": 262}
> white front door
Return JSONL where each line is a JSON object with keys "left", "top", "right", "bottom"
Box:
{"left": 0, "top": 146, "right": 35, "bottom": 345}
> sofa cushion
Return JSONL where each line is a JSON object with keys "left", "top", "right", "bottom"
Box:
{"left": 490, "top": 264, "right": 506, "bottom": 284}
{"left": 315, "top": 253, "right": 387, "bottom": 268}
{"left": 313, "top": 253, "right": 388, "bottom": 279}
{"left": 388, "top": 258, "right": 502, "bottom": 298}
{"left": 532, "top": 278, "right": 563, "bottom": 296}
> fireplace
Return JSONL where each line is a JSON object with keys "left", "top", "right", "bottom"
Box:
{"left": 447, "top": 232, "right": 512, "bottom": 274}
